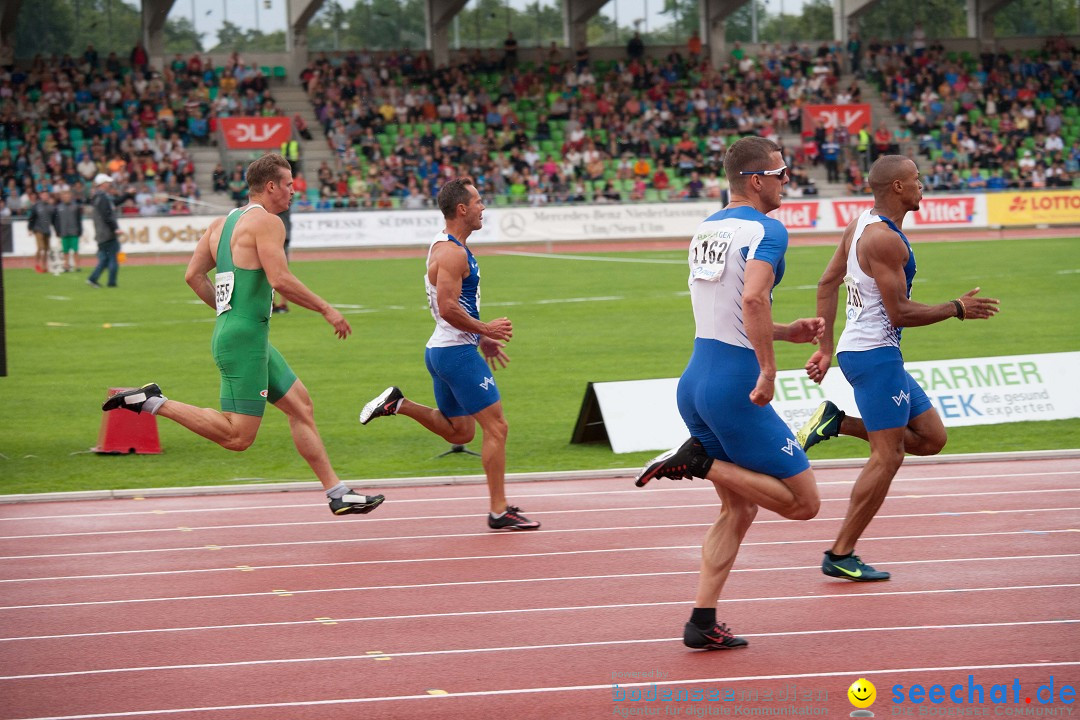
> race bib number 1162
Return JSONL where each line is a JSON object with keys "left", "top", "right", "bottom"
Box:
{"left": 689, "top": 230, "right": 734, "bottom": 282}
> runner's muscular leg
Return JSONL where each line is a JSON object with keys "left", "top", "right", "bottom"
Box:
{"left": 703, "top": 464, "right": 819, "bottom": 521}
{"left": 472, "top": 400, "right": 509, "bottom": 515}
{"left": 156, "top": 402, "right": 262, "bottom": 452}
{"left": 397, "top": 400, "right": 477, "bottom": 445}
{"left": 273, "top": 379, "right": 341, "bottom": 491}
{"left": 831, "top": 424, "right": 906, "bottom": 555}
{"left": 838, "top": 409, "right": 946, "bottom": 456}
{"left": 695, "top": 484, "right": 758, "bottom": 607}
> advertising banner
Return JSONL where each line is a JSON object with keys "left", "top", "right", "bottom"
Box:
{"left": 580, "top": 352, "right": 1080, "bottom": 454}
{"left": 802, "top": 104, "right": 873, "bottom": 133}
{"left": 218, "top": 117, "right": 292, "bottom": 149}
{"left": 7, "top": 190, "right": 1070, "bottom": 258}
{"left": 986, "top": 190, "right": 1080, "bottom": 226}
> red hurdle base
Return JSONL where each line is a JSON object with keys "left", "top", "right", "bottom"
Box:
{"left": 95, "top": 387, "right": 162, "bottom": 454}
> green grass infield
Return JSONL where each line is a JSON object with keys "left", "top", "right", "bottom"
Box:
{"left": 1, "top": 236, "right": 1077, "bottom": 495}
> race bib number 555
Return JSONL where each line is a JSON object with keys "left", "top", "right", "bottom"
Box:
{"left": 215, "top": 271, "right": 235, "bottom": 316}
{"left": 689, "top": 230, "right": 734, "bottom": 282}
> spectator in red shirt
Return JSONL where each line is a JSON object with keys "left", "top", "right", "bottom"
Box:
{"left": 872, "top": 122, "right": 893, "bottom": 160}
{"left": 652, "top": 163, "right": 670, "bottom": 191}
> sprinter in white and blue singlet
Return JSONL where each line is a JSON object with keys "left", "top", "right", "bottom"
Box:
{"left": 358, "top": 178, "right": 541, "bottom": 531}
{"left": 800, "top": 155, "right": 999, "bottom": 582}
{"left": 635, "top": 137, "right": 827, "bottom": 651}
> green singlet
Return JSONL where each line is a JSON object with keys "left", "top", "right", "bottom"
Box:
{"left": 211, "top": 204, "right": 298, "bottom": 417}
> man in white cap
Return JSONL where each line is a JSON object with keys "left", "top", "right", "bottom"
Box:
{"left": 87, "top": 173, "right": 120, "bottom": 288}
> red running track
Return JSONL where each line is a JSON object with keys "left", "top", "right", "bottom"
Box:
{"left": 0, "top": 456, "right": 1077, "bottom": 720}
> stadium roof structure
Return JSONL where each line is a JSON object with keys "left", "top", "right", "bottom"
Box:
{"left": 1, "top": 0, "right": 1024, "bottom": 74}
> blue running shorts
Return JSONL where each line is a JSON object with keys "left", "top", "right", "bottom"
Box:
{"left": 424, "top": 344, "right": 500, "bottom": 418}
{"left": 677, "top": 338, "right": 810, "bottom": 480}
{"left": 837, "top": 346, "right": 933, "bottom": 432}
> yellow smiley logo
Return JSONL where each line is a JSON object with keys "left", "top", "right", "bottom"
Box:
{"left": 848, "top": 678, "right": 876, "bottom": 708}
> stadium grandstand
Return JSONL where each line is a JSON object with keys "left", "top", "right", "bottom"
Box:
{"left": 0, "top": 0, "right": 1076, "bottom": 217}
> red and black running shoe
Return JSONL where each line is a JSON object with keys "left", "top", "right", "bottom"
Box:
{"left": 635, "top": 437, "right": 710, "bottom": 487}
{"left": 488, "top": 505, "right": 541, "bottom": 530}
{"left": 683, "top": 621, "right": 749, "bottom": 650}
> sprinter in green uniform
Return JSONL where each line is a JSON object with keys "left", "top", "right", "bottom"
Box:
{"left": 103, "top": 154, "right": 384, "bottom": 516}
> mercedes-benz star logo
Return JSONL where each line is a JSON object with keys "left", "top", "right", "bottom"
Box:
{"left": 500, "top": 212, "right": 527, "bottom": 238}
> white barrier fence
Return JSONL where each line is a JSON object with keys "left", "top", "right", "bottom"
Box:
{"left": 4, "top": 194, "right": 992, "bottom": 258}
{"left": 576, "top": 352, "right": 1080, "bottom": 454}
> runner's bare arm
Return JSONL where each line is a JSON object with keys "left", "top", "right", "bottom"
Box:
{"left": 804, "top": 220, "right": 855, "bottom": 383}
{"left": 256, "top": 213, "right": 351, "bottom": 339}
{"left": 744, "top": 258, "right": 778, "bottom": 406}
{"left": 185, "top": 221, "right": 220, "bottom": 310}
{"left": 432, "top": 243, "right": 512, "bottom": 341}
{"left": 865, "top": 225, "right": 999, "bottom": 328}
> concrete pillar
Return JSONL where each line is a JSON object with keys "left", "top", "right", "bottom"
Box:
{"left": 0, "top": 0, "right": 21, "bottom": 56}
{"left": 966, "top": 0, "right": 1011, "bottom": 48}
{"left": 701, "top": 0, "right": 742, "bottom": 68}
{"left": 428, "top": 0, "right": 469, "bottom": 68}
{"left": 564, "top": 0, "right": 608, "bottom": 54}
{"left": 142, "top": 0, "right": 175, "bottom": 67}
{"left": 832, "top": 0, "right": 878, "bottom": 44}
{"left": 288, "top": 0, "right": 325, "bottom": 79}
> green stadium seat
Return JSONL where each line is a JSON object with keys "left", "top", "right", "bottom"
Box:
{"left": 273, "top": 66, "right": 287, "bottom": 81}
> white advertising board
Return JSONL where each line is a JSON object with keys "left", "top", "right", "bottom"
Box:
{"left": 585, "top": 352, "right": 1080, "bottom": 454}
{"left": 3, "top": 194, "right": 993, "bottom": 258}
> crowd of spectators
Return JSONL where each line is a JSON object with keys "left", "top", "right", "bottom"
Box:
{"left": 5, "top": 32, "right": 1078, "bottom": 220}
{"left": 865, "top": 35, "right": 1080, "bottom": 192}
{"left": 292, "top": 38, "right": 850, "bottom": 209}
{"left": 0, "top": 44, "right": 280, "bottom": 217}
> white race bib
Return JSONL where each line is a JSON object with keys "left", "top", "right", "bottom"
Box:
{"left": 214, "top": 271, "right": 235, "bottom": 316}
{"left": 689, "top": 229, "right": 735, "bottom": 282}
{"left": 844, "top": 273, "right": 864, "bottom": 322}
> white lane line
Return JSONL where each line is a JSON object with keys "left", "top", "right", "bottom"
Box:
{"left": 2, "top": 619, "right": 1074, "bottom": 682}
{"left": 498, "top": 251, "right": 686, "bottom": 264}
{"left": 1, "top": 554, "right": 1076, "bottom": 612}
{"left": 8, "top": 582, "right": 1080, "bottom": 643}
{"left": 1, "top": 519, "right": 1078, "bottom": 563}
{"left": 4, "top": 492, "right": 1077, "bottom": 541}
{"left": 1, "top": 544, "right": 1075, "bottom": 587}
{"left": 3, "top": 583, "right": 1077, "bottom": 645}
{"left": 2, "top": 470, "right": 1076, "bottom": 523}
{"left": 9, "top": 662, "right": 1080, "bottom": 719}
